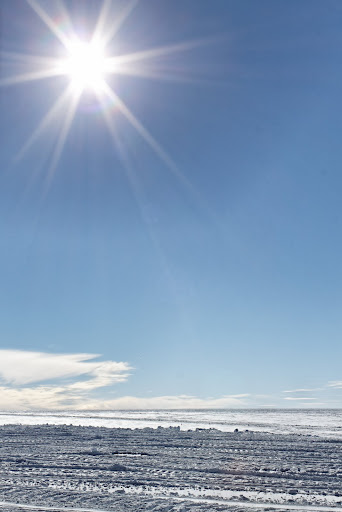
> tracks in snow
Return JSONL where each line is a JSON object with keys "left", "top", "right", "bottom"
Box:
{"left": 1, "top": 498, "right": 342, "bottom": 512}
{"left": 0, "top": 424, "right": 342, "bottom": 511}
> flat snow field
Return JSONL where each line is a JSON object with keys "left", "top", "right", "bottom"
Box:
{"left": 0, "top": 424, "right": 341, "bottom": 512}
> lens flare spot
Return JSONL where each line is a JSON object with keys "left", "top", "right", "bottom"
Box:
{"left": 61, "top": 39, "right": 109, "bottom": 93}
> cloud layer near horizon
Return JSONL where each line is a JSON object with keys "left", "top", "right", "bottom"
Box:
{"left": 0, "top": 349, "right": 132, "bottom": 409}
{"left": 0, "top": 350, "right": 254, "bottom": 410}
{"left": 0, "top": 349, "right": 252, "bottom": 410}
{"left": 0, "top": 350, "right": 341, "bottom": 410}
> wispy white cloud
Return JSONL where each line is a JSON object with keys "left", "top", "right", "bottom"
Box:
{"left": 284, "top": 397, "right": 317, "bottom": 401}
{"left": 328, "top": 381, "right": 342, "bottom": 389}
{"left": 257, "top": 404, "right": 277, "bottom": 408}
{"left": 0, "top": 349, "right": 130, "bottom": 386}
{"left": 0, "top": 350, "right": 131, "bottom": 410}
{"left": 0, "top": 385, "right": 71, "bottom": 410}
{"left": 0, "top": 390, "right": 251, "bottom": 411}
{"left": 73, "top": 394, "right": 250, "bottom": 410}
{"left": 223, "top": 394, "right": 250, "bottom": 399}
{"left": 0, "top": 388, "right": 251, "bottom": 411}
{"left": 1, "top": 350, "right": 341, "bottom": 410}
{"left": 0, "top": 350, "right": 253, "bottom": 410}
{"left": 282, "top": 388, "right": 321, "bottom": 393}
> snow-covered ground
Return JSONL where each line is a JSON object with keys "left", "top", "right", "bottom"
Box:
{"left": 1, "top": 409, "right": 342, "bottom": 438}
{"left": 0, "top": 424, "right": 341, "bottom": 511}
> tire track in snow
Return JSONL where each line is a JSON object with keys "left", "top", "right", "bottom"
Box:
{"left": 1, "top": 425, "right": 342, "bottom": 511}
{"left": 1, "top": 498, "right": 342, "bottom": 512}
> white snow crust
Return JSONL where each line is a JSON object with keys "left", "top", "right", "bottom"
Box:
{"left": 0, "top": 424, "right": 341, "bottom": 511}
{"left": 0, "top": 409, "right": 341, "bottom": 439}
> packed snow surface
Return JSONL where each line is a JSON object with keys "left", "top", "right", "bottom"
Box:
{"left": 0, "top": 422, "right": 341, "bottom": 511}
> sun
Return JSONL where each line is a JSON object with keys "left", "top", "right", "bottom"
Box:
{"left": 0, "top": 0, "right": 206, "bottom": 185}
{"left": 60, "top": 39, "right": 109, "bottom": 94}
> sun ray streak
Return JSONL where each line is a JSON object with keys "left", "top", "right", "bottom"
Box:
{"left": 91, "top": 0, "right": 113, "bottom": 45}
{"left": 99, "top": 99, "right": 189, "bottom": 321}
{"left": 101, "top": 84, "right": 219, "bottom": 226}
{"left": 101, "top": 83, "right": 191, "bottom": 188}
{"left": 9, "top": 0, "right": 218, "bottom": 230}
{"left": 55, "top": 0, "right": 74, "bottom": 34}
{"left": 15, "top": 85, "right": 75, "bottom": 163}
{"left": 26, "top": 0, "right": 72, "bottom": 49}
{"left": 0, "top": 68, "right": 63, "bottom": 87}
{"left": 93, "top": 0, "right": 139, "bottom": 48}
{"left": 110, "top": 65, "right": 213, "bottom": 85}
{"left": 1, "top": 52, "right": 61, "bottom": 68}
{"left": 107, "top": 36, "right": 218, "bottom": 70}
{"left": 45, "top": 92, "right": 80, "bottom": 187}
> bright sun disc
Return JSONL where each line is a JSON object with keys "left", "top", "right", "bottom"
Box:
{"left": 62, "top": 40, "right": 108, "bottom": 93}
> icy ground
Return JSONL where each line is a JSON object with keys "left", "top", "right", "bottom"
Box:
{"left": 0, "top": 424, "right": 341, "bottom": 511}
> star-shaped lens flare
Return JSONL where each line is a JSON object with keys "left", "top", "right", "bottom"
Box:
{"left": 1, "top": 0, "right": 211, "bottom": 189}
{"left": 59, "top": 39, "right": 109, "bottom": 94}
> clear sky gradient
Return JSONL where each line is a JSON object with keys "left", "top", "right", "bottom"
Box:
{"left": 1, "top": 0, "right": 342, "bottom": 409}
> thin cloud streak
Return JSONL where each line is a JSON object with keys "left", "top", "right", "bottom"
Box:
{"left": 328, "top": 381, "right": 342, "bottom": 388}
{"left": 76, "top": 394, "right": 250, "bottom": 410}
{"left": 0, "top": 390, "right": 250, "bottom": 411}
{"left": 283, "top": 397, "right": 317, "bottom": 401}
{"left": 282, "top": 388, "right": 322, "bottom": 393}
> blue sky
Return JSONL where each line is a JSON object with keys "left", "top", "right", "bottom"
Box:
{"left": 1, "top": 0, "right": 342, "bottom": 409}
